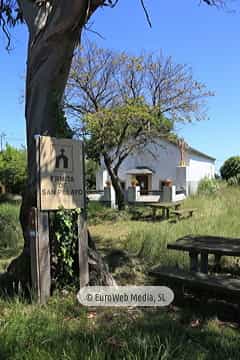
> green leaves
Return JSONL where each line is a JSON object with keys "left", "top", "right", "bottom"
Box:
{"left": 53, "top": 209, "right": 79, "bottom": 287}
{"left": 0, "top": 145, "right": 27, "bottom": 194}
{"left": 84, "top": 98, "right": 173, "bottom": 156}
{"left": 220, "top": 156, "right": 240, "bottom": 180}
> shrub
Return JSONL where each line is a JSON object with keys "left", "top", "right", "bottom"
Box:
{"left": 197, "top": 177, "right": 219, "bottom": 196}
{"left": 227, "top": 174, "right": 240, "bottom": 186}
{"left": 0, "top": 203, "right": 23, "bottom": 250}
{"left": 0, "top": 145, "right": 27, "bottom": 194}
{"left": 220, "top": 156, "right": 240, "bottom": 180}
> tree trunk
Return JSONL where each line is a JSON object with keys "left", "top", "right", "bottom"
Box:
{"left": 110, "top": 174, "right": 125, "bottom": 211}
{"left": 6, "top": 1, "right": 115, "bottom": 291}
{"left": 103, "top": 155, "right": 125, "bottom": 210}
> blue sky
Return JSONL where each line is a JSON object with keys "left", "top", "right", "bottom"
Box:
{"left": 0, "top": 0, "right": 240, "bottom": 171}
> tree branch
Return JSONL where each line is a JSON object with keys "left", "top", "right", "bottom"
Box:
{"left": 140, "top": 0, "right": 152, "bottom": 27}
{"left": 17, "top": 0, "right": 39, "bottom": 35}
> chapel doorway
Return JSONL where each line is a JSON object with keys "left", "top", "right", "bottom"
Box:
{"left": 136, "top": 175, "right": 149, "bottom": 195}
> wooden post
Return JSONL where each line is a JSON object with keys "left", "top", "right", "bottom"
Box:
{"left": 200, "top": 253, "right": 209, "bottom": 274}
{"left": 78, "top": 212, "right": 89, "bottom": 288}
{"left": 214, "top": 254, "right": 222, "bottom": 272}
{"left": 166, "top": 208, "right": 170, "bottom": 219}
{"left": 30, "top": 135, "right": 51, "bottom": 304}
{"left": 78, "top": 142, "right": 89, "bottom": 288}
{"left": 162, "top": 208, "right": 166, "bottom": 218}
{"left": 30, "top": 208, "right": 51, "bottom": 304}
{"left": 32, "top": 136, "right": 88, "bottom": 300}
{"left": 152, "top": 207, "right": 156, "bottom": 221}
{"left": 175, "top": 204, "right": 181, "bottom": 210}
{"left": 189, "top": 252, "right": 199, "bottom": 272}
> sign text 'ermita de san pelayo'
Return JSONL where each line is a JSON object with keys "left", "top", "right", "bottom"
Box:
{"left": 38, "top": 136, "right": 85, "bottom": 210}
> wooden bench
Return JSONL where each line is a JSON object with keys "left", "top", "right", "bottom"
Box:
{"left": 167, "top": 235, "right": 240, "bottom": 274}
{"left": 149, "top": 201, "right": 183, "bottom": 220}
{"left": 149, "top": 266, "right": 240, "bottom": 302}
{"left": 171, "top": 208, "right": 197, "bottom": 220}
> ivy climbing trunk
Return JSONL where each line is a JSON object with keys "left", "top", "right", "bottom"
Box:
{"left": 7, "top": 0, "right": 116, "bottom": 289}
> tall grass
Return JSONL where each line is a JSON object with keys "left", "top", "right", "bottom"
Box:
{"left": 0, "top": 203, "right": 23, "bottom": 272}
{"left": 1, "top": 294, "right": 240, "bottom": 360}
{"left": 0, "top": 203, "right": 23, "bottom": 248}
{"left": 1, "top": 188, "right": 240, "bottom": 359}
{"left": 123, "top": 186, "right": 240, "bottom": 269}
{"left": 88, "top": 186, "right": 240, "bottom": 271}
{"left": 126, "top": 187, "right": 240, "bottom": 266}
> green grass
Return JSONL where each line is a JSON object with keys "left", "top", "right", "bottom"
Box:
{"left": 1, "top": 186, "right": 240, "bottom": 359}
{"left": 1, "top": 294, "right": 240, "bottom": 360}
{"left": 2, "top": 294, "right": 240, "bottom": 360}
{"left": 90, "top": 186, "right": 240, "bottom": 272}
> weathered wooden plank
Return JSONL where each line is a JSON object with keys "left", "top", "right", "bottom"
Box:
{"left": 78, "top": 142, "right": 89, "bottom": 288}
{"left": 149, "top": 266, "right": 240, "bottom": 299}
{"left": 172, "top": 208, "right": 197, "bottom": 216}
{"left": 37, "top": 210, "right": 51, "bottom": 304}
{"left": 30, "top": 208, "right": 51, "bottom": 304}
{"left": 167, "top": 235, "right": 240, "bottom": 256}
{"left": 35, "top": 135, "right": 41, "bottom": 210}
{"left": 200, "top": 253, "right": 209, "bottom": 274}
{"left": 78, "top": 212, "right": 89, "bottom": 288}
{"left": 189, "top": 252, "right": 199, "bottom": 272}
{"left": 149, "top": 201, "right": 183, "bottom": 209}
{"left": 214, "top": 254, "right": 222, "bottom": 272}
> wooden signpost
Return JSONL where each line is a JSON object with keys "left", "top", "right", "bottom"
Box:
{"left": 29, "top": 207, "right": 51, "bottom": 304}
{"left": 30, "top": 135, "right": 89, "bottom": 304}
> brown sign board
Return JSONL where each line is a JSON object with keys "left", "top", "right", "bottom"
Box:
{"left": 37, "top": 136, "right": 85, "bottom": 210}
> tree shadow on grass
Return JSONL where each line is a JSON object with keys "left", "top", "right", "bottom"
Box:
{"left": 0, "top": 302, "right": 240, "bottom": 360}
{"left": 0, "top": 250, "right": 31, "bottom": 301}
{"left": 150, "top": 276, "right": 240, "bottom": 325}
{"left": 173, "top": 293, "right": 240, "bottom": 325}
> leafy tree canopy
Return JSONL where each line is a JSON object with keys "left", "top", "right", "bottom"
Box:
{"left": 220, "top": 156, "right": 240, "bottom": 180}
{"left": 0, "top": 144, "right": 27, "bottom": 194}
{"left": 84, "top": 97, "right": 173, "bottom": 165}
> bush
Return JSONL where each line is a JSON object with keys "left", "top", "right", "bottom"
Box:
{"left": 0, "top": 203, "right": 23, "bottom": 250}
{"left": 0, "top": 145, "right": 27, "bottom": 194}
{"left": 220, "top": 156, "right": 240, "bottom": 180}
{"left": 197, "top": 177, "right": 219, "bottom": 196}
{"left": 227, "top": 174, "right": 240, "bottom": 186}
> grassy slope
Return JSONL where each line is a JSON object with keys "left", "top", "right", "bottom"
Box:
{"left": 90, "top": 186, "right": 240, "bottom": 271}
{"left": 1, "top": 186, "right": 240, "bottom": 359}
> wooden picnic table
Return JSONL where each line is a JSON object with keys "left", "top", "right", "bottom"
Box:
{"left": 167, "top": 235, "right": 240, "bottom": 274}
{"left": 150, "top": 235, "right": 240, "bottom": 304}
{"left": 149, "top": 201, "right": 183, "bottom": 220}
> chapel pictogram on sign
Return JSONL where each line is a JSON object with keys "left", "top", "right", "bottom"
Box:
{"left": 55, "top": 148, "right": 69, "bottom": 169}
